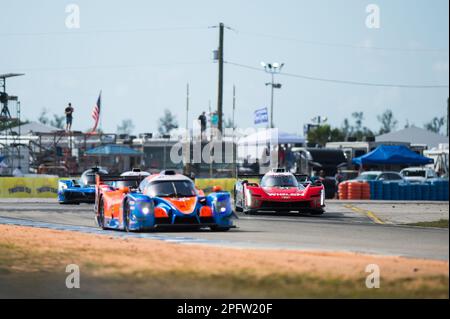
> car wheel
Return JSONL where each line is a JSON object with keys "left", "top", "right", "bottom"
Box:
{"left": 97, "top": 197, "right": 106, "bottom": 229}
{"left": 123, "top": 201, "right": 132, "bottom": 232}
{"left": 310, "top": 209, "right": 324, "bottom": 216}
{"left": 234, "top": 191, "right": 243, "bottom": 212}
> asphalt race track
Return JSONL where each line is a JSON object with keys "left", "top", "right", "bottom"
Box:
{"left": 0, "top": 199, "right": 448, "bottom": 260}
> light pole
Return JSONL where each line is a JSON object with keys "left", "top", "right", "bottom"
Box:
{"left": 261, "top": 62, "right": 284, "bottom": 128}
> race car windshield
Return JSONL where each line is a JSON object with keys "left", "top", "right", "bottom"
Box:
{"left": 261, "top": 175, "right": 299, "bottom": 188}
{"left": 113, "top": 180, "right": 141, "bottom": 189}
{"left": 146, "top": 181, "right": 197, "bottom": 197}
{"left": 80, "top": 171, "right": 108, "bottom": 185}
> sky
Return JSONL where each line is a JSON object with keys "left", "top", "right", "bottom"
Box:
{"left": 1, "top": 0, "right": 449, "bottom": 136}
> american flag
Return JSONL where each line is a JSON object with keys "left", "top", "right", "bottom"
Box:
{"left": 90, "top": 91, "right": 101, "bottom": 133}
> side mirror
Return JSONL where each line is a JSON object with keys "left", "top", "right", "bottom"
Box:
{"left": 119, "top": 187, "right": 130, "bottom": 194}
{"left": 212, "top": 186, "right": 223, "bottom": 193}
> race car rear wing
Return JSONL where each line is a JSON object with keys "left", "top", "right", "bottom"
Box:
{"left": 237, "top": 174, "right": 311, "bottom": 183}
{"left": 95, "top": 174, "right": 147, "bottom": 187}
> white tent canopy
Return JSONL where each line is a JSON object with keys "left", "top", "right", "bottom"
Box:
{"left": 238, "top": 129, "right": 305, "bottom": 146}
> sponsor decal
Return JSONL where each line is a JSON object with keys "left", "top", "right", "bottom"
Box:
{"left": 37, "top": 186, "right": 58, "bottom": 194}
{"left": 8, "top": 186, "right": 32, "bottom": 194}
{"left": 267, "top": 193, "right": 303, "bottom": 197}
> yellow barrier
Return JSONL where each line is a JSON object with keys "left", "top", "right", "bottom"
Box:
{"left": 0, "top": 177, "right": 260, "bottom": 198}
{"left": 0, "top": 177, "right": 59, "bottom": 198}
{"left": 195, "top": 178, "right": 237, "bottom": 193}
{"left": 195, "top": 178, "right": 259, "bottom": 194}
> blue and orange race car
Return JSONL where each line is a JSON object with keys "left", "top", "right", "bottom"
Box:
{"left": 58, "top": 167, "right": 109, "bottom": 204}
{"left": 95, "top": 170, "right": 236, "bottom": 232}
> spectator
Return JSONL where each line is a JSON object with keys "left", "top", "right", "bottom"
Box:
{"left": 335, "top": 168, "right": 344, "bottom": 199}
{"left": 251, "top": 158, "right": 260, "bottom": 175}
{"left": 278, "top": 145, "right": 286, "bottom": 168}
{"left": 335, "top": 168, "right": 344, "bottom": 185}
{"left": 285, "top": 146, "right": 295, "bottom": 172}
{"left": 319, "top": 169, "right": 326, "bottom": 181}
{"left": 198, "top": 111, "right": 207, "bottom": 140}
{"left": 65, "top": 103, "right": 74, "bottom": 132}
{"left": 211, "top": 112, "right": 218, "bottom": 127}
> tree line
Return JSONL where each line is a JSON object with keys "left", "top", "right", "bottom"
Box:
{"left": 307, "top": 109, "right": 447, "bottom": 147}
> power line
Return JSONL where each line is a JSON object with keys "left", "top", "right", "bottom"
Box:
{"left": 237, "top": 30, "right": 449, "bottom": 53}
{"left": 225, "top": 61, "right": 449, "bottom": 89}
{"left": 5, "top": 61, "right": 210, "bottom": 72}
{"left": 0, "top": 26, "right": 209, "bottom": 37}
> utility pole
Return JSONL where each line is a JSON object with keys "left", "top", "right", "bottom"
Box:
{"left": 186, "top": 83, "right": 189, "bottom": 132}
{"left": 270, "top": 73, "right": 275, "bottom": 129}
{"left": 447, "top": 97, "right": 449, "bottom": 138}
{"left": 217, "top": 22, "right": 224, "bottom": 134}
{"left": 232, "top": 85, "right": 237, "bottom": 177}
{"left": 232, "top": 85, "right": 236, "bottom": 131}
{"left": 261, "top": 63, "right": 284, "bottom": 129}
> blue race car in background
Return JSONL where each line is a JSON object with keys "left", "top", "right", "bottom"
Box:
{"left": 58, "top": 167, "right": 109, "bottom": 204}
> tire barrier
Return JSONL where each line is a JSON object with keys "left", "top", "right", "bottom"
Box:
{"left": 338, "top": 182, "right": 348, "bottom": 200}
{"left": 339, "top": 179, "right": 449, "bottom": 201}
{"left": 339, "top": 181, "right": 371, "bottom": 200}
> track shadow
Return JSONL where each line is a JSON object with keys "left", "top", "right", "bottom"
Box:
{"left": 239, "top": 211, "right": 350, "bottom": 219}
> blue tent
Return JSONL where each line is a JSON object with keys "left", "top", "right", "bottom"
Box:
{"left": 85, "top": 144, "right": 142, "bottom": 156}
{"left": 352, "top": 145, "right": 433, "bottom": 166}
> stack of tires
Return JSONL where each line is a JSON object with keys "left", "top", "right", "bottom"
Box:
{"left": 370, "top": 181, "right": 383, "bottom": 200}
{"left": 361, "top": 182, "right": 371, "bottom": 200}
{"left": 339, "top": 179, "right": 449, "bottom": 201}
{"left": 347, "top": 182, "right": 361, "bottom": 200}
{"left": 377, "top": 180, "right": 449, "bottom": 201}
{"left": 338, "top": 182, "right": 348, "bottom": 200}
{"left": 390, "top": 182, "right": 400, "bottom": 200}
{"left": 382, "top": 182, "right": 392, "bottom": 200}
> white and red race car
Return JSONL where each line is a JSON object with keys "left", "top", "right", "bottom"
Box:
{"left": 234, "top": 169, "right": 326, "bottom": 215}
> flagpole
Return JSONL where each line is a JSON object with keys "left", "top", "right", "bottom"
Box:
{"left": 99, "top": 90, "right": 102, "bottom": 134}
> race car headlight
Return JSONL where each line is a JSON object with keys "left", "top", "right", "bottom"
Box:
{"left": 139, "top": 202, "right": 153, "bottom": 215}
{"left": 214, "top": 200, "right": 228, "bottom": 214}
{"left": 58, "top": 182, "right": 68, "bottom": 191}
{"left": 320, "top": 189, "right": 325, "bottom": 206}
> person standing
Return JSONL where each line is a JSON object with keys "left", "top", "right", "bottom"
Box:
{"left": 278, "top": 145, "right": 286, "bottom": 168}
{"left": 65, "top": 103, "right": 74, "bottom": 132}
{"left": 198, "top": 111, "right": 207, "bottom": 140}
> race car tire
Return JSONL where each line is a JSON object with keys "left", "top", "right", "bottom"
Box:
{"left": 243, "top": 208, "right": 255, "bottom": 215}
{"left": 97, "top": 197, "right": 107, "bottom": 229}
{"left": 123, "top": 200, "right": 131, "bottom": 232}
{"left": 310, "top": 209, "right": 324, "bottom": 216}
{"left": 234, "top": 192, "right": 243, "bottom": 212}
{"left": 59, "top": 202, "right": 80, "bottom": 205}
